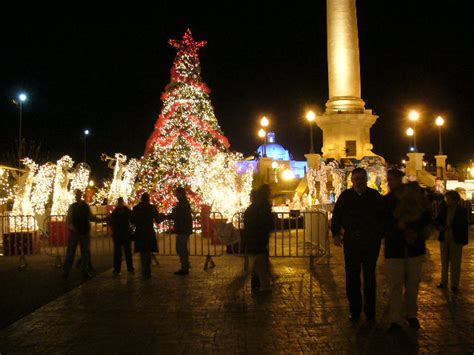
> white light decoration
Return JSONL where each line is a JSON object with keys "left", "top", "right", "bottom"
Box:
{"left": 10, "top": 158, "right": 39, "bottom": 231}
{"left": 103, "top": 153, "right": 141, "bottom": 205}
{"left": 190, "top": 151, "right": 253, "bottom": 219}
{"left": 0, "top": 167, "right": 15, "bottom": 205}
{"left": 120, "top": 158, "right": 140, "bottom": 204}
{"left": 51, "top": 156, "right": 74, "bottom": 216}
{"left": 70, "top": 163, "right": 91, "bottom": 195}
{"left": 30, "top": 162, "right": 56, "bottom": 215}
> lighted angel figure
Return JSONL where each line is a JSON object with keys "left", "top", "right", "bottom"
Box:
{"left": 12, "top": 158, "right": 38, "bottom": 216}
{"left": 51, "top": 156, "right": 75, "bottom": 215}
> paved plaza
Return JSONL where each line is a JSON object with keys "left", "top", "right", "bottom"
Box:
{"left": 0, "top": 231, "right": 473, "bottom": 354}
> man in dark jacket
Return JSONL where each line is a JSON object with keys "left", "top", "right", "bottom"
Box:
{"left": 109, "top": 197, "right": 134, "bottom": 275}
{"left": 63, "top": 189, "right": 102, "bottom": 279}
{"left": 166, "top": 187, "right": 193, "bottom": 275}
{"left": 331, "top": 168, "right": 383, "bottom": 322}
{"left": 383, "top": 169, "right": 432, "bottom": 332}
{"left": 131, "top": 193, "right": 163, "bottom": 279}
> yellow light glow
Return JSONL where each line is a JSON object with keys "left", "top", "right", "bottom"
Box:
{"left": 89, "top": 180, "right": 94, "bottom": 187}
{"left": 271, "top": 161, "right": 278, "bottom": 169}
{"left": 306, "top": 110, "right": 316, "bottom": 122}
{"left": 409, "top": 110, "right": 419, "bottom": 121}
{"left": 423, "top": 162, "right": 427, "bottom": 167}
{"left": 406, "top": 128, "right": 414, "bottom": 136}
{"left": 435, "top": 116, "right": 444, "bottom": 126}
{"left": 282, "top": 169, "right": 295, "bottom": 181}
{"left": 402, "top": 159, "right": 406, "bottom": 164}
{"left": 260, "top": 116, "right": 269, "bottom": 127}
{"left": 258, "top": 128, "right": 266, "bottom": 138}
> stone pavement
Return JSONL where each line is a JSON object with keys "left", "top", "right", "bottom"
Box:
{"left": 0, "top": 234, "right": 473, "bottom": 354}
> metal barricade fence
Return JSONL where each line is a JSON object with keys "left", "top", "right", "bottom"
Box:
{"left": 155, "top": 212, "right": 226, "bottom": 270}
{"left": 43, "top": 214, "right": 113, "bottom": 268}
{"left": 230, "top": 209, "right": 330, "bottom": 268}
{"left": 0, "top": 213, "right": 39, "bottom": 269}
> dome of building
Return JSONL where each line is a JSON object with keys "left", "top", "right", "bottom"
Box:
{"left": 257, "top": 132, "right": 291, "bottom": 160}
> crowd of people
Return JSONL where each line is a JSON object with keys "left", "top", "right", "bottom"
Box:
{"left": 331, "top": 167, "right": 469, "bottom": 332}
{"left": 61, "top": 168, "right": 470, "bottom": 332}
{"left": 62, "top": 187, "right": 193, "bottom": 280}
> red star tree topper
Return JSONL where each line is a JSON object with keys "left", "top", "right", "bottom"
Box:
{"left": 135, "top": 29, "right": 230, "bottom": 211}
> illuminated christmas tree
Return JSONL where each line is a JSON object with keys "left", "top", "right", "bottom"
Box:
{"left": 136, "top": 29, "right": 230, "bottom": 210}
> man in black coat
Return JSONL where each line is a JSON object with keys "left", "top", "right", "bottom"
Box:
{"left": 166, "top": 187, "right": 193, "bottom": 275}
{"left": 131, "top": 193, "right": 163, "bottom": 279}
{"left": 331, "top": 168, "right": 383, "bottom": 322}
{"left": 109, "top": 197, "right": 134, "bottom": 274}
{"left": 63, "top": 189, "right": 102, "bottom": 279}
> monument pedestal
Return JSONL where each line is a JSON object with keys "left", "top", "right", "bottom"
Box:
{"left": 435, "top": 155, "right": 447, "bottom": 180}
{"left": 315, "top": 111, "right": 378, "bottom": 160}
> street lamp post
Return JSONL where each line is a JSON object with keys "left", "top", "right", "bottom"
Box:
{"left": 306, "top": 110, "right": 316, "bottom": 153}
{"left": 17, "top": 93, "right": 27, "bottom": 163}
{"left": 259, "top": 116, "right": 269, "bottom": 158}
{"left": 83, "top": 129, "right": 90, "bottom": 163}
{"left": 406, "top": 127, "right": 414, "bottom": 152}
{"left": 258, "top": 128, "right": 266, "bottom": 157}
{"left": 435, "top": 116, "right": 445, "bottom": 155}
{"left": 408, "top": 110, "right": 419, "bottom": 152}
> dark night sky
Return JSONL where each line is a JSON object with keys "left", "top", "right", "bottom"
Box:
{"left": 1, "top": 2, "right": 473, "bottom": 180}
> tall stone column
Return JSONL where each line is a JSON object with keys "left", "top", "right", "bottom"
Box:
{"left": 326, "top": 0, "right": 365, "bottom": 112}
{"left": 315, "top": 0, "right": 380, "bottom": 161}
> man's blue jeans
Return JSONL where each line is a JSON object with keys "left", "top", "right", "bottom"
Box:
{"left": 176, "top": 234, "right": 190, "bottom": 271}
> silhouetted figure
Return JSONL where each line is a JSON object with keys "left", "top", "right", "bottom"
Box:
{"left": 131, "top": 193, "right": 163, "bottom": 279}
{"left": 109, "top": 197, "right": 134, "bottom": 274}
{"left": 331, "top": 168, "right": 383, "bottom": 321}
{"left": 165, "top": 187, "right": 193, "bottom": 275}
{"left": 384, "top": 171, "right": 432, "bottom": 332}
{"left": 243, "top": 184, "right": 273, "bottom": 291}
{"left": 436, "top": 190, "right": 469, "bottom": 291}
{"left": 63, "top": 189, "right": 102, "bottom": 279}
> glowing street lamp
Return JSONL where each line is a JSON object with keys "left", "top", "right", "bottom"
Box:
{"left": 408, "top": 110, "right": 419, "bottom": 152}
{"left": 406, "top": 127, "right": 415, "bottom": 152}
{"left": 260, "top": 116, "right": 269, "bottom": 128}
{"left": 258, "top": 128, "right": 266, "bottom": 158}
{"left": 435, "top": 116, "right": 445, "bottom": 155}
{"left": 306, "top": 110, "right": 316, "bottom": 153}
{"left": 83, "top": 129, "right": 90, "bottom": 163}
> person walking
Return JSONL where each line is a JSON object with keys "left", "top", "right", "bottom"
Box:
{"left": 131, "top": 193, "right": 163, "bottom": 279}
{"left": 383, "top": 170, "right": 432, "bottom": 332}
{"left": 436, "top": 190, "right": 469, "bottom": 291}
{"left": 165, "top": 187, "right": 193, "bottom": 275}
{"left": 331, "top": 167, "right": 383, "bottom": 322}
{"left": 109, "top": 197, "right": 134, "bottom": 275}
{"left": 242, "top": 184, "right": 273, "bottom": 292}
{"left": 63, "top": 189, "right": 102, "bottom": 279}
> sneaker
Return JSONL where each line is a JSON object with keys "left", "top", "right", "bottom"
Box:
{"left": 387, "top": 322, "right": 402, "bottom": 333}
{"left": 407, "top": 317, "right": 420, "bottom": 329}
{"left": 436, "top": 283, "right": 446, "bottom": 289}
{"left": 174, "top": 269, "right": 189, "bottom": 275}
{"left": 451, "top": 286, "right": 459, "bottom": 292}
